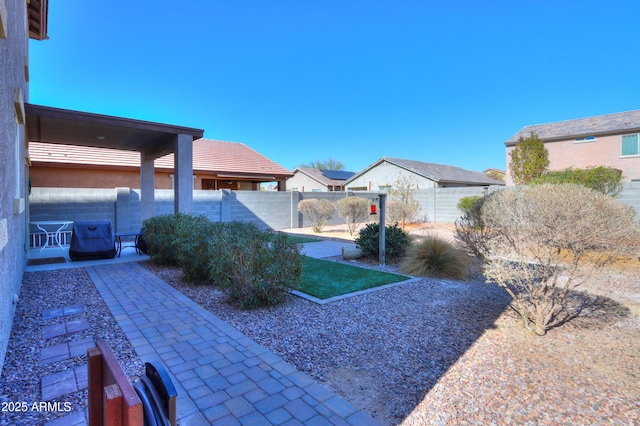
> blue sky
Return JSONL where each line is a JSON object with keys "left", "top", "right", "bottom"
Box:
{"left": 29, "top": 0, "right": 640, "bottom": 174}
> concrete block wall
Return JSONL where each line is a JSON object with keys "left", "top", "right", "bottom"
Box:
{"left": 232, "top": 191, "right": 295, "bottom": 229}
{"left": 27, "top": 183, "right": 640, "bottom": 240}
{"left": 29, "top": 188, "right": 117, "bottom": 234}
{"left": 298, "top": 192, "right": 350, "bottom": 227}
{"left": 618, "top": 181, "right": 640, "bottom": 216}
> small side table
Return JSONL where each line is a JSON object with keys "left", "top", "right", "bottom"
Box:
{"left": 115, "top": 232, "right": 142, "bottom": 258}
{"left": 31, "top": 221, "right": 74, "bottom": 251}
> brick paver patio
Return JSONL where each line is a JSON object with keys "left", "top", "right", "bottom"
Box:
{"left": 86, "top": 261, "right": 380, "bottom": 425}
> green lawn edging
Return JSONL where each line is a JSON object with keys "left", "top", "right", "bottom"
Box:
{"left": 299, "top": 256, "right": 411, "bottom": 300}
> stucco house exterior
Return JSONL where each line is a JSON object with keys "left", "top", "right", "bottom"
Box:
{"left": 287, "top": 168, "right": 355, "bottom": 192}
{"left": 29, "top": 138, "right": 293, "bottom": 191}
{"left": 1, "top": 1, "right": 203, "bottom": 374}
{"left": 505, "top": 110, "right": 640, "bottom": 185}
{"left": 345, "top": 157, "right": 504, "bottom": 191}
{"left": 1, "top": 0, "right": 48, "bottom": 375}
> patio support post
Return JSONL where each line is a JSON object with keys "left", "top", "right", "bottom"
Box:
{"left": 379, "top": 193, "right": 386, "bottom": 266}
{"left": 140, "top": 152, "right": 155, "bottom": 221}
{"left": 173, "top": 133, "right": 193, "bottom": 214}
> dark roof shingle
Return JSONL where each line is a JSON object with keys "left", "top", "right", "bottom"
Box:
{"left": 506, "top": 110, "right": 640, "bottom": 145}
{"left": 346, "top": 157, "right": 504, "bottom": 186}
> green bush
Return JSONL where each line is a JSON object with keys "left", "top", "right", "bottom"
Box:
{"left": 530, "top": 166, "right": 623, "bottom": 196}
{"left": 454, "top": 195, "right": 491, "bottom": 261}
{"left": 354, "top": 222, "right": 410, "bottom": 261}
{"left": 173, "top": 215, "right": 224, "bottom": 282}
{"left": 457, "top": 195, "right": 482, "bottom": 216}
{"left": 400, "top": 235, "right": 470, "bottom": 280}
{"left": 212, "top": 223, "right": 302, "bottom": 309}
{"left": 142, "top": 213, "right": 185, "bottom": 265}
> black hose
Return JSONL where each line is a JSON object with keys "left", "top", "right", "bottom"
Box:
{"left": 133, "top": 381, "right": 159, "bottom": 426}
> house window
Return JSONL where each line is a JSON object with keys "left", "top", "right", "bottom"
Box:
{"left": 621, "top": 134, "right": 640, "bottom": 157}
{"left": 575, "top": 135, "right": 596, "bottom": 143}
{"left": 378, "top": 185, "right": 392, "bottom": 191}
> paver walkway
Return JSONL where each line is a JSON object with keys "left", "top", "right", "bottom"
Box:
{"left": 86, "top": 262, "right": 380, "bottom": 425}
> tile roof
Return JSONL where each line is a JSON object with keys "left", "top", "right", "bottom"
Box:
{"left": 29, "top": 139, "right": 292, "bottom": 178}
{"left": 293, "top": 168, "right": 355, "bottom": 186}
{"left": 346, "top": 157, "right": 504, "bottom": 186}
{"left": 506, "top": 110, "right": 640, "bottom": 145}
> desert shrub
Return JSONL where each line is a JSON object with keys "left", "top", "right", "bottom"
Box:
{"left": 173, "top": 215, "right": 225, "bottom": 282}
{"left": 400, "top": 235, "right": 470, "bottom": 280}
{"left": 457, "top": 195, "right": 482, "bottom": 216}
{"left": 530, "top": 166, "right": 623, "bottom": 197}
{"left": 387, "top": 176, "right": 421, "bottom": 228}
{"left": 211, "top": 223, "right": 302, "bottom": 309}
{"left": 298, "top": 199, "right": 335, "bottom": 233}
{"left": 386, "top": 199, "right": 420, "bottom": 228}
{"left": 355, "top": 222, "right": 410, "bottom": 261}
{"left": 481, "top": 183, "right": 640, "bottom": 335}
{"left": 454, "top": 195, "right": 490, "bottom": 261}
{"left": 335, "top": 196, "right": 370, "bottom": 236}
{"left": 142, "top": 213, "right": 186, "bottom": 264}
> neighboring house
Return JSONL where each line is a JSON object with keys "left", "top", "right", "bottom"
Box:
{"left": 483, "top": 168, "right": 506, "bottom": 182}
{"left": 287, "top": 168, "right": 355, "bottom": 192}
{"left": 505, "top": 110, "right": 640, "bottom": 185}
{"left": 29, "top": 138, "right": 293, "bottom": 191}
{"left": 1, "top": 0, "right": 49, "bottom": 374}
{"left": 345, "top": 157, "right": 504, "bottom": 191}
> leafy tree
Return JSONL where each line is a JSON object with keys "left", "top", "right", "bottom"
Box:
{"left": 484, "top": 169, "right": 506, "bottom": 182}
{"left": 335, "top": 196, "right": 370, "bottom": 236}
{"left": 299, "top": 157, "right": 345, "bottom": 170}
{"left": 479, "top": 184, "right": 639, "bottom": 335}
{"left": 509, "top": 131, "right": 549, "bottom": 184}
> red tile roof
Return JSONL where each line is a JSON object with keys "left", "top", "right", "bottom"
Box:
{"left": 29, "top": 138, "right": 292, "bottom": 178}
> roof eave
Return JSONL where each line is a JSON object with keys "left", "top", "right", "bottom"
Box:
{"left": 28, "top": 0, "right": 49, "bottom": 40}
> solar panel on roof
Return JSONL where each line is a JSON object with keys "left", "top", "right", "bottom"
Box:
{"left": 320, "top": 170, "right": 355, "bottom": 180}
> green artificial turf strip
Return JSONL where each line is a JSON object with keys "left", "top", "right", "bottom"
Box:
{"left": 299, "top": 256, "right": 410, "bottom": 299}
{"left": 284, "top": 234, "right": 322, "bottom": 244}
{"left": 272, "top": 233, "right": 322, "bottom": 244}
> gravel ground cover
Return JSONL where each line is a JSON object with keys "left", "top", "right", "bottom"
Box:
{"left": 2, "top": 221, "right": 638, "bottom": 425}
{"left": 144, "top": 231, "right": 640, "bottom": 425}
{"left": 0, "top": 268, "right": 143, "bottom": 426}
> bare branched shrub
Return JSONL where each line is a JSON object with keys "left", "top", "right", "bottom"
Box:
{"left": 388, "top": 175, "right": 421, "bottom": 228}
{"left": 335, "top": 196, "right": 370, "bottom": 236}
{"left": 298, "top": 199, "right": 335, "bottom": 233}
{"left": 482, "top": 184, "right": 639, "bottom": 335}
{"left": 400, "top": 234, "right": 470, "bottom": 280}
{"left": 454, "top": 195, "right": 491, "bottom": 262}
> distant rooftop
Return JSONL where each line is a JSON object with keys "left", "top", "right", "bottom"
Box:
{"left": 292, "top": 168, "right": 355, "bottom": 187}
{"left": 346, "top": 157, "right": 504, "bottom": 186}
{"left": 320, "top": 170, "right": 355, "bottom": 181}
{"left": 506, "top": 110, "right": 640, "bottom": 145}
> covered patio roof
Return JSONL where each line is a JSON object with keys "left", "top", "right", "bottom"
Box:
{"left": 25, "top": 103, "right": 205, "bottom": 219}
{"left": 25, "top": 103, "right": 203, "bottom": 156}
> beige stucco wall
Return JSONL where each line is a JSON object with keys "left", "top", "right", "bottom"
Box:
{"left": 287, "top": 172, "right": 326, "bottom": 192}
{"left": 29, "top": 167, "right": 174, "bottom": 189}
{"left": 505, "top": 133, "right": 640, "bottom": 185}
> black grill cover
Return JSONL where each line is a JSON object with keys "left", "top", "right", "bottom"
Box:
{"left": 69, "top": 220, "right": 117, "bottom": 261}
